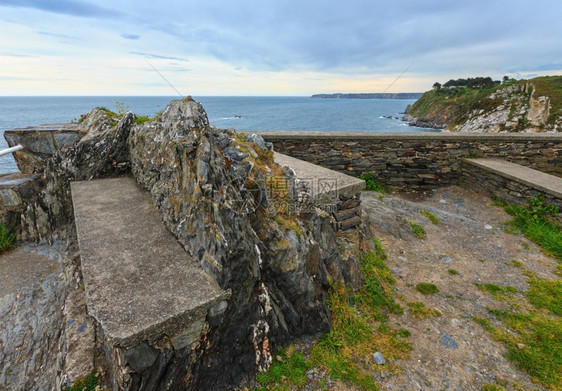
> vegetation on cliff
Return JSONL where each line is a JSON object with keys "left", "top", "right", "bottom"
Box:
{"left": 404, "top": 75, "right": 562, "bottom": 132}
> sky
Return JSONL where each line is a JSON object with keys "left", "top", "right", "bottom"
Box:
{"left": 1, "top": 0, "right": 561, "bottom": 96}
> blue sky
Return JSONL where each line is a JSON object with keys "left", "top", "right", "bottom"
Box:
{"left": 1, "top": 0, "right": 560, "bottom": 95}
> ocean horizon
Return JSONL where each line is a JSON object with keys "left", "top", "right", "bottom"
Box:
{"left": 0, "top": 96, "right": 438, "bottom": 174}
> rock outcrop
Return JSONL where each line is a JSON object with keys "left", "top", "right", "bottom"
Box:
{"left": 404, "top": 76, "right": 562, "bottom": 133}
{"left": 4, "top": 98, "right": 368, "bottom": 390}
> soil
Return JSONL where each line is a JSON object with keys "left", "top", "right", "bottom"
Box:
{"left": 359, "top": 186, "right": 558, "bottom": 391}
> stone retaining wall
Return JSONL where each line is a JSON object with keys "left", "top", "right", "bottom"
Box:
{"left": 255, "top": 132, "right": 562, "bottom": 190}
{"left": 460, "top": 161, "right": 562, "bottom": 224}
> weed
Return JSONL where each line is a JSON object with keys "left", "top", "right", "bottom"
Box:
{"left": 500, "top": 195, "right": 561, "bottom": 260}
{"left": 409, "top": 222, "right": 426, "bottom": 239}
{"left": 397, "top": 328, "right": 411, "bottom": 338}
{"left": 256, "top": 350, "right": 311, "bottom": 390}
{"left": 527, "top": 278, "right": 562, "bottom": 315}
{"left": 360, "top": 172, "right": 390, "bottom": 193}
{"left": 448, "top": 269, "right": 459, "bottom": 275}
{"left": 422, "top": 210, "right": 439, "bottom": 225}
{"left": 505, "top": 260, "right": 523, "bottom": 267}
{"left": 68, "top": 371, "right": 101, "bottom": 391}
{"left": 0, "top": 224, "right": 16, "bottom": 253}
{"left": 310, "top": 238, "right": 411, "bottom": 390}
{"left": 475, "top": 283, "right": 517, "bottom": 300}
{"left": 415, "top": 283, "right": 439, "bottom": 295}
{"left": 407, "top": 302, "right": 441, "bottom": 318}
{"left": 480, "top": 309, "right": 562, "bottom": 389}
{"left": 481, "top": 384, "right": 506, "bottom": 391}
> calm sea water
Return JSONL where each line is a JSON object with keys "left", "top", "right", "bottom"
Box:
{"left": 0, "top": 96, "right": 437, "bottom": 173}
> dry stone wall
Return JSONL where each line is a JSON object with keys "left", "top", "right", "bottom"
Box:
{"left": 258, "top": 132, "right": 562, "bottom": 189}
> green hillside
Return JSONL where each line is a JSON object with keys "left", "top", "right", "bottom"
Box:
{"left": 404, "top": 76, "right": 562, "bottom": 132}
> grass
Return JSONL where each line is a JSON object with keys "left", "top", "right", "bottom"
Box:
{"left": 527, "top": 278, "right": 562, "bottom": 316}
{"left": 407, "top": 302, "right": 441, "bottom": 318}
{"left": 500, "top": 195, "right": 561, "bottom": 261}
{"left": 0, "top": 223, "right": 16, "bottom": 253}
{"left": 473, "top": 259, "right": 562, "bottom": 389}
{"left": 415, "top": 282, "right": 439, "bottom": 295}
{"left": 448, "top": 269, "right": 459, "bottom": 275}
{"left": 68, "top": 371, "right": 101, "bottom": 391}
{"left": 506, "top": 260, "right": 523, "bottom": 267}
{"left": 409, "top": 222, "right": 426, "bottom": 239}
{"left": 360, "top": 172, "right": 390, "bottom": 194}
{"left": 473, "top": 310, "right": 561, "bottom": 390}
{"left": 475, "top": 283, "right": 518, "bottom": 300}
{"left": 531, "top": 75, "right": 562, "bottom": 125}
{"left": 481, "top": 385, "right": 506, "bottom": 391}
{"left": 422, "top": 210, "right": 439, "bottom": 225}
{"left": 258, "top": 238, "right": 413, "bottom": 390}
{"left": 256, "top": 350, "right": 311, "bottom": 390}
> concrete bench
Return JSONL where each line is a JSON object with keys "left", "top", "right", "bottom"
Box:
{"left": 71, "top": 177, "right": 230, "bottom": 350}
{"left": 462, "top": 158, "right": 562, "bottom": 216}
{"left": 274, "top": 152, "right": 365, "bottom": 230}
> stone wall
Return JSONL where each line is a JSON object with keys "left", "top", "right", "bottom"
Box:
{"left": 255, "top": 132, "right": 562, "bottom": 190}
{"left": 461, "top": 160, "right": 562, "bottom": 224}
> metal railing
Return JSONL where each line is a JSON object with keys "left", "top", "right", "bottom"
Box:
{"left": 0, "top": 145, "right": 23, "bottom": 157}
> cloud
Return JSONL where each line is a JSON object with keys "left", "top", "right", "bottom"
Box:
{"left": 129, "top": 51, "right": 187, "bottom": 62}
{"left": 0, "top": 0, "right": 122, "bottom": 18}
{"left": 121, "top": 33, "right": 140, "bottom": 40}
{"left": 0, "top": 51, "right": 34, "bottom": 58}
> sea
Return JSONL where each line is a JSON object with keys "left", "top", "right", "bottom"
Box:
{"left": 0, "top": 96, "right": 437, "bottom": 174}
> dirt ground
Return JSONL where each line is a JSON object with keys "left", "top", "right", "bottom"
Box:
{"left": 358, "top": 186, "right": 559, "bottom": 391}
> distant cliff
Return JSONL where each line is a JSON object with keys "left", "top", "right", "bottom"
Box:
{"left": 312, "top": 93, "right": 423, "bottom": 99}
{"left": 403, "top": 76, "right": 562, "bottom": 132}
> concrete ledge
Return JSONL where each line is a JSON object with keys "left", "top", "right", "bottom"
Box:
{"left": 463, "top": 158, "right": 562, "bottom": 199}
{"left": 71, "top": 177, "right": 229, "bottom": 349}
{"left": 274, "top": 152, "right": 365, "bottom": 199}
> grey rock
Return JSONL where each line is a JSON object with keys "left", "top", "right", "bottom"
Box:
{"left": 0, "top": 189, "right": 21, "bottom": 207}
{"left": 373, "top": 351, "right": 386, "bottom": 365}
{"left": 439, "top": 333, "right": 458, "bottom": 349}
{"left": 124, "top": 343, "right": 159, "bottom": 373}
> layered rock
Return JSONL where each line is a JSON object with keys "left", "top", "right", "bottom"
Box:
{"left": 127, "top": 97, "right": 366, "bottom": 389}
{"left": 4, "top": 98, "right": 367, "bottom": 390}
{"left": 404, "top": 77, "right": 562, "bottom": 133}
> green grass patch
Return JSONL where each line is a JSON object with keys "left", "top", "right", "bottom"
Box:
{"left": 422, "top": 210, "right": 439, "bottom": 225}
{"left": 415, "top": 282, "right": 439, "bottom": 295}
{"left": 0, "top": 224, "right": 16, "bottom": 253}
{"left": 360, "top": 172, "right": 390, "bottom": 193}
{"left": 448, "top": 269, "right": 459, "bottom": 275}
{"left": 68, "top": 371, "right": 101, "bottom": 391}
{"left": 407, "top": 302, "right": 441, "bottom": 318}
{"left": 475, "top": 283, "right": 517, "bottom": 300}
{"left": 409, "top": 222, "right": 426, "bottom": 239}
{"left": 501, "top": 195, "right": 561, "bottom": 261}
{"left": 308, "top": 238, "right": 411, "bottom": 390}
{"left": 475, "top": 309, "right": 562, "bottom": 389}
{"left": 481, "top": 384, "right": 506, "bottom": 391}
{"left": 527, "top": 278, "right": 562, "bottom": 316}
{"left": 505, "top": 260, "right": 523, "bottom": 267}
{"left": 256, "top": 350, "right": 311, "bottom": 390}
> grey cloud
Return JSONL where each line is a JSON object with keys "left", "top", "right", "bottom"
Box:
{"left": 133, "top": 0, "right": 561, "bottom": 77}
{"left": 121, "top": 33, "right": 140, "bottom": 40}
{"left": 130, "top": 51, "right": 187, "bottom": 62}
{"left": 0, "top": 0, "right": 123, "bottom": 18}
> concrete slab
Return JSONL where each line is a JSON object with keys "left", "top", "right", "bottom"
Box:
{"left": 274, "top": 152, "right": 365, "bottom": 199}
{"left": 71, "top": 177, "right": 228, "bottom": 348}
{"left": 464, "top": 158, "right": 562, "bottom": 199}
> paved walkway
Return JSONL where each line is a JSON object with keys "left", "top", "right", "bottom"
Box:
{"left": 71, "top": 177, "right": 228, "bottom": 348}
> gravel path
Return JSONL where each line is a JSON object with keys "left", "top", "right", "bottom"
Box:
{"left": 361, "top": 186, "right": 558, "bottom": 391}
